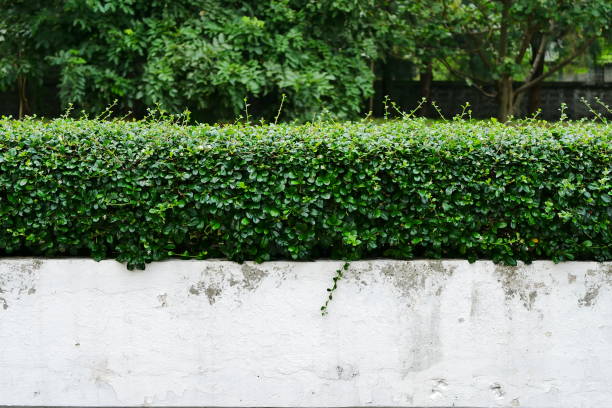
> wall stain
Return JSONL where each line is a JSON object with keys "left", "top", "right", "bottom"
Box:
{"left": 204, "top": 286, "right": 222, "bottom": 305}
{"left": 189, "top": 281, "right": 222, "bottom": 305}
{"left": 374, "top": 261, "right": 454, "bottom": 374}
{"left": 495, "top": 264, "right": 547, "bottom": 311}
{"left": 188, "top": 263, "right": 269, "bottom": 305}
{"left": 240, "top": 264, "right": 268, "bottom": 290}
{"left": 496, "top": 263, "right": 612, "bottom": 309}
{"left": 579, "top": 285, "right": 600, "bottom": 307}
{"left": 406, "top": 296, "right": 443, "bottom": 372}
{"left": 157, "top": 293, "right": 168, "bottom": 308}
{"left": 0, "top": 259, "right": 42, "bottom": 311}
{"left": 578, "top": 265, "right": 612, "bottom": 307}
{"left": 336, "top": 364, "right": 359, "bottom": 380}
{"left": 380, "top": 261, "right": 457, "bottom": 301}
{"left": 470, "top": 286, "right": 480, "bottom": 317}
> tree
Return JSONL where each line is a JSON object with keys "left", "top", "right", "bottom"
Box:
{"left": 0, "top": 0, "right": 398, "bottom": 122}
{"left": 407, "top": 0, "right": 611, "bottom": 121}
{"left": 392, "top": 1, "right": 465, "bottom": 116}
{"left": 0, "top": 0, "right": 68, "bottom": 117}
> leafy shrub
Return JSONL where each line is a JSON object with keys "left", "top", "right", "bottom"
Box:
{"left": 0, "top": 117, "right": 610, "bottom": 268}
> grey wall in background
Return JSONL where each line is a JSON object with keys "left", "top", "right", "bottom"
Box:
{"left": 373, "top": 81, "right": 612, "bottom": 120}
{"left": 2, "top": 81, "right": 610, "bottom": 121}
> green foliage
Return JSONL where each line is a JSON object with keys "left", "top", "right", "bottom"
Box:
{"left": 596, "top": 38, "right": 612, "bottom": 65}
{"left": 0, "top": 117, "right": 610, "bottom": 269}
{"left": 402, "top": 0, "right": 612, "bottom": 79}
{"left": 0, "top": 0, "right": 56, "bottom": 89}
{"left": 1, "top": 0, "right": 396, "bottom": 121}
{"left": 396, "top": 0, "right": 612, "bottom": 120}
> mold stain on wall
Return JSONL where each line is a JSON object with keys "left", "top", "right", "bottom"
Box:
{"left": 187, "top": 263, "right": 270, "bottom": 305}
{"left": 0, "top": 259, "right": 42, "bottom": 310}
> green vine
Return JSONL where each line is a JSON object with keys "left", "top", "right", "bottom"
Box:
{"left": 321, "top": 262, "right": 350, "bottom": 315}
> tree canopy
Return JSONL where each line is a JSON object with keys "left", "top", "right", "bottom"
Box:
{"left": 401, "top": 0, "right": 611, "bottom": 120}
{"left": 0, "top": 0, "right": 610, "bottom": 121}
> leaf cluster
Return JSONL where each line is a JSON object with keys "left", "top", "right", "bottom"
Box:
{"left": 0, "top": 118, "right": 610, "bottom": 268}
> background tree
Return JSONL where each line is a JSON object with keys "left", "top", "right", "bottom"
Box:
{"left": 406, "top": 0, "right": 611, "bottom": 121}
{"left": 0, "top": 0, "right": 67, "bottom": 118}
{"left": 0, "top": 0, "right": 397, "bottom": 122}
{"left": 392, "top": 1, "right": 466, "bottom": 116}
{"left": 2, "top": 0, "right": 610, "bottom": 121}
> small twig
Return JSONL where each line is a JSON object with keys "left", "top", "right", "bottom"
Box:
{"left": 274, "top": 93, "right": 286, "bottom": 125}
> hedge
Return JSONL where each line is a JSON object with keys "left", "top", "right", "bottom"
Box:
{"left": 0, "top": 117, "right": 610, "bottom": 269}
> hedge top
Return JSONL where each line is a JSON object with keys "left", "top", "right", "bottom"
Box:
{"left": 1, "top": 117, "right": 610, "bottom": 268}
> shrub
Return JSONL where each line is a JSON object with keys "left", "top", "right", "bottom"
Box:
{"left": 0, "top": 117, "right": 610, "bottom": 268}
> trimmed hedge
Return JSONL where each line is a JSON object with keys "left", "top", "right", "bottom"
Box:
{"left": 0, "top": 118, "right": 610, "bottom": 268}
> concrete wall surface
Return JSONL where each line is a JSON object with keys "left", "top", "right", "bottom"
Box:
{"left": 0, "top": 258, "right": 611, "bottom": 407}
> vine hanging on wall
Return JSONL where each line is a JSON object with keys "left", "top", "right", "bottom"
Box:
{"left": 320, "top": 262, "right": 350, "bottom": 315}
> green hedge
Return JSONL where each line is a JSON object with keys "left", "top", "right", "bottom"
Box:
{"left": 1, "top": 118, "right": 610, "bottom": 268}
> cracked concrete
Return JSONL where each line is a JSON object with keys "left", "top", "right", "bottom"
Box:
{"left": 0, "top": 259, "right": 611, "bottom": 407}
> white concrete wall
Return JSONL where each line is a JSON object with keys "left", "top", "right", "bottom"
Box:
{"left": 0, "top": 259, "right": 611, "bottom": 407}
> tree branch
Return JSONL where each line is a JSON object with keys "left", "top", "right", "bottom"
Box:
{"left": 466, "top": 32, "right": 494, "bottom": 69}
{"left": 438, "top": 57, "right": 481, "bottom": 84}
{"left": 438, "top": 57, "right": 497, "bottom": 98}
{"left": 498, "top": 0, "right": 511, "bottom": 64}
{"left": 515, "top": 37, "right": 596, "bottom": 94}
{"left": 523, "top": 34, "right": 549, "bottom": 83}
{"left": 514, "top": 24, "right": 535, "bottom": 65}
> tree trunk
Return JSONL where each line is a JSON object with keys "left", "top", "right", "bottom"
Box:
{"left": 419, "top": 61, "right": 433, "bottom": 117}
{"left": 527, "top": 35, "right": 545, "bottom": 115}
{"left": 17, "top": 75, "right": 30, "bottom": 119}
{"left": 496, "top": 0, "right": 513, "bottom": 122}
{"left": 498, "top": 76, "right": 514, "bottom": 122}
